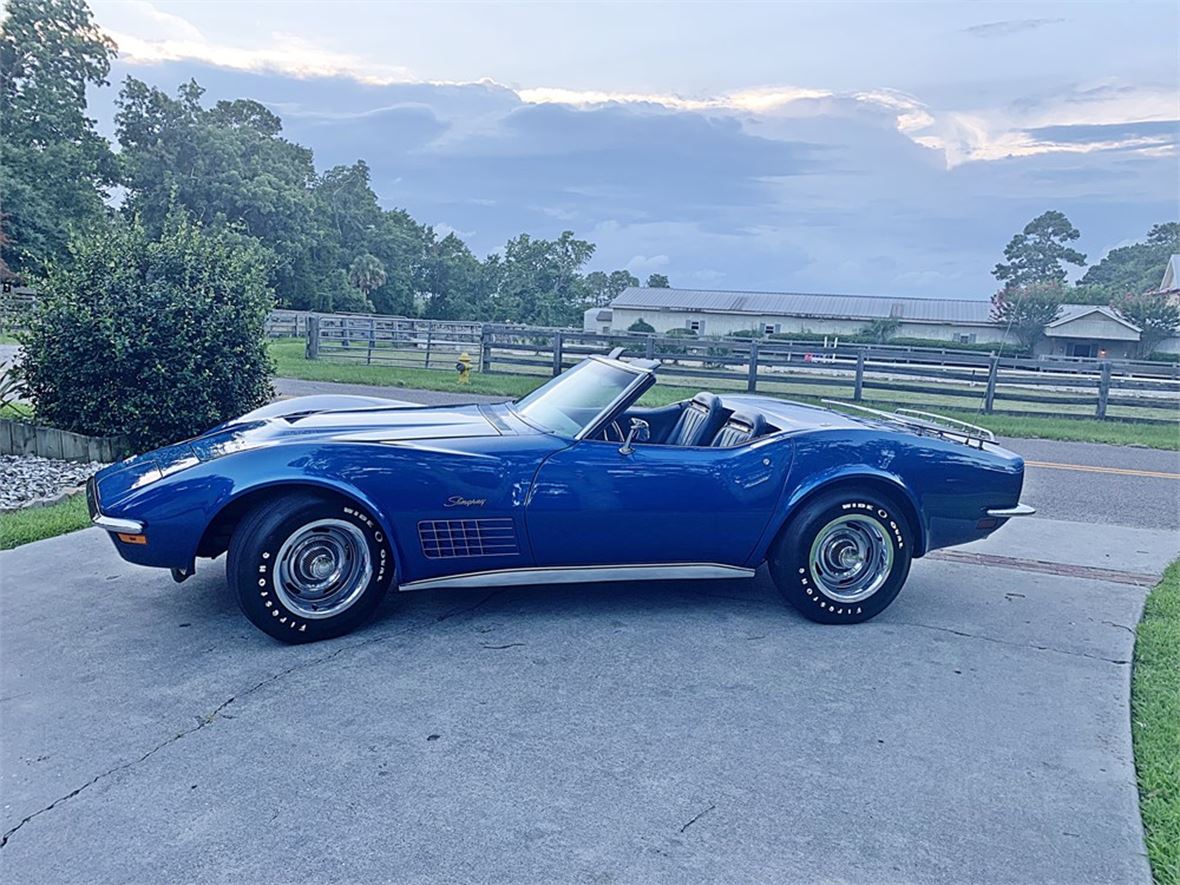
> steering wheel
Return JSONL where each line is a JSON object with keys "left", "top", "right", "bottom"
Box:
{"left": 603, "top": 419, "right": 625, "bottom": 443}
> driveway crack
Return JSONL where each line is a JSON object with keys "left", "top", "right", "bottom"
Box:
{"left": 679, "top": 803, "right": 716, "bottom": 834}
{"left": 893, "top": 621, "right": 1130, "bottom": 665}
{"left": 1, "top": 597, "right": 502, "bottom": 850}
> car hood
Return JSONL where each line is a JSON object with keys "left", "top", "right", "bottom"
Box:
{"left": 92, "top": 401, "right": 510, "bottom": 510}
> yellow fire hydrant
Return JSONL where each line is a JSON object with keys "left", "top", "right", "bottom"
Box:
{"left": 455, "top": 351, "right": 472, "bottom": 385}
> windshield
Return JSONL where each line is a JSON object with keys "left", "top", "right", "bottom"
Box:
{"left": 512, "top": 358, "right": 646, "bottom": 436}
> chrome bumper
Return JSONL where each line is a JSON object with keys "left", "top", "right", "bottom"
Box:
{"left": 986, "top": 503, "right": 1036, "bottom": 518}
{"left": 93, "top": 514, "right": 145, "bottom": 533}
{"left": 86, "top": 477, "right": 145, "bottom": 534}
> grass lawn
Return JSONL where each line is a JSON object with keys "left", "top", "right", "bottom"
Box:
{"left": 0, "top": 494, "right": 90, "bottom": 550}
{"left": 270, "top": 339, "right": 1180, "bottom": 449}
{"left": 1133, "top": 560, "right": 1180, "bottom": 885}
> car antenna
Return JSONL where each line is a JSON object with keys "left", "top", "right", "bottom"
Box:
{"left": 607, "top": 346, "right": 625, "bottom": 359}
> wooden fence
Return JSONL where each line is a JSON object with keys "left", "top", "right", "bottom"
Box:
{"left": 306, "top": 318, "right": 1180, "bottom": 424}
{"left": 305, "top": 315, "right": 485, "bottom": 370}
{"left": 0, "top": 288, "right": 38, "bottom": 333}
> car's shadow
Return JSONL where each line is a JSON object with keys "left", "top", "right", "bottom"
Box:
{"left": 149, "top": 557, "right": 802, "bottom": 646}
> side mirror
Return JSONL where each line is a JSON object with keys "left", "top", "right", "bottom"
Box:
{"left": 619, "top": 418, "right": 650, "bottom": 455}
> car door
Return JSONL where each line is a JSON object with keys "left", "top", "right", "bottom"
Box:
{"left": 525, "top": 435, "right": 792, "bottom": 567}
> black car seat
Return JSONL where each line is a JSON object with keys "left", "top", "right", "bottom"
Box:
{"left": 665, "top": 393, "right": 725, "bottom": 446}
{"left": 711, "top": 411, "right": 768, "bottom": 447}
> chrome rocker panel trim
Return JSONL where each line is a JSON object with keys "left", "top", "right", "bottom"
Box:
{"left": 399, "top": 562, "right": 757, "bottom": 592}
{"left": 93, "top": 515, "right": 146, "bottom": 534}
{"left": 986, "top": 503, "right": 1036, "bottom": 518}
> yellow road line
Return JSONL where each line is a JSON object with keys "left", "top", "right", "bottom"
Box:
{"left": 1025, "top": 460, "right": 1180, "bottom": 480}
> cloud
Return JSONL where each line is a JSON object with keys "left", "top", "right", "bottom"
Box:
{"left": 97, "top": 3, "right": 1177, "bottom": 174}
{"left": 963, "top": 18, "right": 1066, "bottom": 38}
{"left": 109, "top": 29, "right": 417, "bottom": 84}
{"left": 1024, "top": 119, "right": 1179, "bottom": 145}
{"left": 625, "top": 254, "right": 670, "bottom": 274}
{"left": 433, "top": 222, "right": 475, "bottom": 239}
{"left": 517, "top": 85, "right": 832, "bottom": 113}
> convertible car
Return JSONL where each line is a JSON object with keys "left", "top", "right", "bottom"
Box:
{"left": 88, "top": 353, "right": 1033, "bottom": 642}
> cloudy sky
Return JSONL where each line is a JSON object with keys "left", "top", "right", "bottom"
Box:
{"left": 84, "top": 0, "right": 1179, "bottom": 298}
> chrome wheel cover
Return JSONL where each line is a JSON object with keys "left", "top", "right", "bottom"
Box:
{"left": 274, "top": 519, "right": 372, "bottom": 619}
{"left": 808, "top": 514, "right": 894, "bottom": 604}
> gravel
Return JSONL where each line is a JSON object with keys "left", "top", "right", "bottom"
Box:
{"left": 0, "top": 454, "right": 108, "bottom": 510}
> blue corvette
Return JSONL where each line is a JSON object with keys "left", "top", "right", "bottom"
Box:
{"left": 88, "top": 353, "right": 1033, "bottom": 642}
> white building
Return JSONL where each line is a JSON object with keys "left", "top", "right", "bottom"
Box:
{"left": 600, "top": 287, "right": 1013, "bottom": 345}
{"left": 586, "top": 286, "right": 1177, "bottom": 358}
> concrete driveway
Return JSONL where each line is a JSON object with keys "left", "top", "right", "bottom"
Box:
{"left": 2, "top": 513, "right": 1174, "bottom": 883}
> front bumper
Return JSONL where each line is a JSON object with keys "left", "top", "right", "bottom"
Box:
{"left": 86, "top": 477, "right": 144, "bottom": 534}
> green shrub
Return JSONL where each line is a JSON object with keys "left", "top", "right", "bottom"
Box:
{"left": 627, "top": 318, "right": 655, "bottom": 333}
{"left": 1146, "top": 351, "right": 1180, "bottom": 364}
{"left": 660, "top": 326, "right": 697, "bottom": 356}
{"left": 19, "top": 213, "right": 276, "bottom": 452}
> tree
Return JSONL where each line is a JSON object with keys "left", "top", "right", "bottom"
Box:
{"left": 993, "top": 211, "right": 1086, "bottom": 289}
{"left": 627, "top": 318, "right": 655, "bottom": 333}
{"left": 609, "top": 270, "right": 640, "bottom": 299}
{"left": 0, "top": 0, "right": 117, "bottom": 275}
{"left": 491, "top": 231, "right": 595, "bottom": 326}
{"left": 989, "top": 281, "right": 1064, "bottom": 350}
{"left": 418, "top": 229, "right": 490, "bottom": 320}
{"left": 860, "top": 317, "right": 900, "bottom": 343}
{"left": 583, "top": 269, "right": 638, "bottom": 307}
{"left": 116, "top": 78, "right": 322, "bottom": 305}
{"left": 646, "top": 273, "right": 670, "bottom": 288}
{"left": 347, "top": 253, "right": 386, "bottom": 308}
{"left": 1116, "top": 292, "right": 1180, "bottom": 356}
{"left": 18, "top": 212, "right": 275, "bottom": 451}
{"left": 1079, "top": 222, "right": 1180, "bottom": 297}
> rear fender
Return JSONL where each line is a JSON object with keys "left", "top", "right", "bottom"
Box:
{"left": 748, "top": 465, "right": 927, "bottom": 565}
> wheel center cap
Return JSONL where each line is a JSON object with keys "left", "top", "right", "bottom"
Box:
{"left": 309, "top": 554, "right": 335, "bottom": 580}
{"left": 838, "top": 548, "right": 863, "bottom": 568}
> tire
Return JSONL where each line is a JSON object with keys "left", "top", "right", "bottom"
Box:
{"left": 769, "top": 488, "right": 913, "bottom": 624}
{"left": 227, "top": 492, "right": 394, "bottom": 643}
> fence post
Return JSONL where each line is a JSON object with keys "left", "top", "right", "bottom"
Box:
{"left": 645, "top": 335, "right": 655, "bottom": 359}
{"left": 479, "top": 325, "right": 491, "bottom": 373}
{"left": 1096, "top": 361, "right": 1112, "bottom": 419}
{"left": 424, "top": 321, "right": 434, "bottom": 370}
{"left": 366, "top": 318, "right": 375, "bottom": 366}
{"left": 747, "top": 340, "right": 759, "bottom": 392}
{"left": 854, "top": 350, "right": 865, "bottom": 401}
{"left": 552, "top": 332, "right": 564, "bottom": 377}
{"left": 983, "top": 356, "right": 999, "bottom": 414}
{"left": 306, "top": 315, "right": 320, "bottom": 360}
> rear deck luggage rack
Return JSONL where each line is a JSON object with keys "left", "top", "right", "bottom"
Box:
{"left": 821, "top": 401, "right": 995, "bottom": 448}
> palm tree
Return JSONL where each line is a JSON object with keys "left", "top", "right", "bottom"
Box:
{"left": 861, "top": 317, "right": 901, "bottom": 344}
{"left": 348, "top": 253, "right": 387, "bottom": 300}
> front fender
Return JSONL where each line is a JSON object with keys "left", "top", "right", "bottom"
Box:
{"left": 94, "top": 444, "right": 404, "bottom": 575}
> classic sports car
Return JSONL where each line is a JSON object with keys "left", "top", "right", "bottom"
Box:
{"left": 88, "top": 353, "right": 1033, "bottom": 643}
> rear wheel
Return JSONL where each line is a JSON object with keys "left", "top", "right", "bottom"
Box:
{"left": 227, "top": 493, "right": 394, "bottom": 643}
{"left": 769, "top": 489, "right": 913, "bottom": 624}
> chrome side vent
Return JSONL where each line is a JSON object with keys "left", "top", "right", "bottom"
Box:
{"left": 418, "top": 518, "right": 520, "bottom": 559}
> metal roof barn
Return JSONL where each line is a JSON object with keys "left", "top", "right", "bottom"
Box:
{"left": 610, "top": 287, "right": 995, "bottom": 325}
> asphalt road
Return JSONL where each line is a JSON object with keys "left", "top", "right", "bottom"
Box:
{"left": 2, "top": 520, "right": 1173, "bottom": 883}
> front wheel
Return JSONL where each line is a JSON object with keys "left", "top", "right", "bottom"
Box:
{"left": 769, "top": 489, "right": 913, "bottom": 624}
{"left": 227, "top": 493, "right": 394, "bottom": 643}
